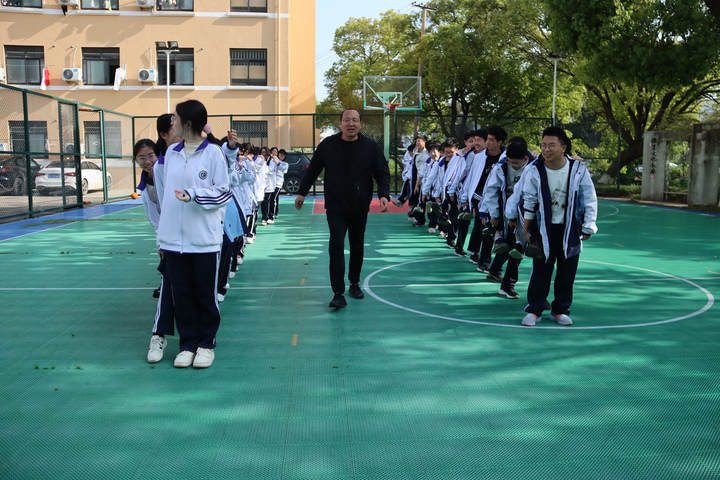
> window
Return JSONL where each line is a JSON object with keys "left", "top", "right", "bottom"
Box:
{"left": 1, "top": 0, "right": 42, "bottom": 7}
{"left": 157, "top": 48, "right": 194, "bottom": 85}
{"left": 81, "top": 0, "right": 118, "bottom": 9}
{"left": 4, "top": 46, "right": 43, "bottom": 84}
{"left": 230, "top": 49, "right": 267, "bottom": 86}
{"left": 156, "top": 0, "right": 192, "bottom": 10}
{"left": 84, "top": 121, "right": 122, "bottom": 157}
{"left": 81, "top": 48, "right": 120, "bottom": 86}
{"left": 230, "top": 0, "right": 267, "bottom": 12}
{"left": 9, "top": 121, "right": 48, "bottom": 155}
{"left": 231, "top": 120, "right": 267, "bottom": 147}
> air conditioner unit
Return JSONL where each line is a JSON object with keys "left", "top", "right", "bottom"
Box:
{"left": 136, "top": 0, "right": 154, "bottom": 7}
{"left": 138, "top": 68, "right": 157, "bottom": 83}
{"left": 0, "top": 67, "right": 5, "bottom": 83}
{"left": 58, "top": 0, "right": 80, "bottom": 6}
{"left": 62, "top": 68, "right": 82, "bottom": 82}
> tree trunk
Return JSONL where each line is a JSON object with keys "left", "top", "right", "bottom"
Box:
{"left": 607, "top": 137, "right": 644, "bottom": 178}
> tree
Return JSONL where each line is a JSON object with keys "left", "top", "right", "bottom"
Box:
{"left": 544, "top": 0, "right": 720, "bottom": 177}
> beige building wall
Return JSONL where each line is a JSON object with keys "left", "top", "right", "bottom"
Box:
{"left": 0, "top": 0, "right": 316, "bottom": 150}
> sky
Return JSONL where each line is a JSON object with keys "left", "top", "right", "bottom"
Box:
{"left": 315, "top": 0, "right": 417, "bottom": 102}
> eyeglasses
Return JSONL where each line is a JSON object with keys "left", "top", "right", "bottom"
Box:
{"left": 135, "top": 154, "right": 156, "bottom": 164}
{"left": 541, "top": 143, "right": 560, "bottom": 150}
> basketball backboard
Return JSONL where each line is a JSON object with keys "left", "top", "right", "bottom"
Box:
{"left": 363, "top": 76, "right": 422, "bottom": 112}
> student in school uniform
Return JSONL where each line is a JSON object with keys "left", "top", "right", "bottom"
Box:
{"left": 262, "top": 147, "right": 287, "bottom": 224}
{"left": 481, "top": 137, "right": 534, "bottom": 299}
{"left": 156, "top": 100, "right": 232, "bottom": 368}
{"left": 459, "top": 125, "right": 507, "bottom": 271}
{"left": 272, "top": 149, "right": 290, "bottom": 220}
{"left": 438, "top": 139, "right": 463, "bottom": 249}
{"left": 393, "top": 142, "right": 415, "bottom": 208}
{"left": 143, "top": 114, "right": 182, "bottom": 364}
{"left": 251, "top": 146, "right": 268, "bottom": 233}
{"left": 406, "top": 136, "right": 429, "bottom": 225}
{"left": 420, "top": 141, "right": 444, "bottom": 234}
{"left": 229, "top": 143, "right": 256, "bottom": 272}
{"left": 519, "top": 126, "right": 598, "bottom": 327}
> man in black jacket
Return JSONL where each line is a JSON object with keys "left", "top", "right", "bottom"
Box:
{"left": 295, "top": 109, "right": 391, "bottom": 309}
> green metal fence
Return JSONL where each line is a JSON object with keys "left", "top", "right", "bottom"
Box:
{"left": 0, "top": 83, "right": 135, "bottom": 222}
{"left": 1, "top": 82, "right": 633, "bottom": 222}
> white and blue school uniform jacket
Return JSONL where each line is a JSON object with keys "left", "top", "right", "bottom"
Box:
{"left": 421, "top": 158, "right": 440, "bottom": 197}
{"left": 220, "top": 143, "right": 249, "bottom": 239}
{"left": 459, "top": 148, "right": 507, "bottom": 206}
{"left": 522, "top": 155, "right": 598, "bottom": 260}
{"left": 448, "top": 149, "right": 475, "bottom": 198}
{"left": 156, "top": 139, "right": 232, "bottom": 253}
{"left": 401, "top": 150, "right": 414, "bottom": 182}
{"left": 504, "top": 159, "right": 537, "bottom": 222}
{"left": 436, "top": 154, "right": 460, "bottom": 201}
{"left": 264, "top": 158, "right": 278, "bottom": 194}
{"left": 253, "top": 155, "right": 268, "bottom": 202}
{"left": 431, "top": 156, "right": 451, "bottom": 199}
{"left": 137, "top": 170, "right": 161, "bottom": 232}
{"left": 274, "top": 160, "right": 289, "bottom": 189}
{"left": 443, "top": 153, "right": 465, "bottom": 198}
{"left": 237, "top": 157, "right": 257, "bottom": 213}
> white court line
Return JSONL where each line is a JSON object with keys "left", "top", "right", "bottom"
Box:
{"left": 1, "top": 275, "right": 719, "bottom": 291}
{"left": 598, "top": 204, "right": 620, "bottom": 218}
{"left": 362, "top": 257, "right": 716, "bottom": 331}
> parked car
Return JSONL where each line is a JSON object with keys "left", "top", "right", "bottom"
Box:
{"left": 282, "top": 152, "right": 311, "bottom": 194}
{"left": 35, "top": 160, "right": 112, "bottom": 195}
{"left": 0, "top": 155, "right": 41, "bottom": 195}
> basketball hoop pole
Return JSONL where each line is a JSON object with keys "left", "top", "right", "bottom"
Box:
{"left": 383, "top": 103, "right": 400, "bottom": 165}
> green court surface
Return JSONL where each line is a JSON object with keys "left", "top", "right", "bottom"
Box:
{"left": 1, "top": 199, "right": 719, "bottom": 479}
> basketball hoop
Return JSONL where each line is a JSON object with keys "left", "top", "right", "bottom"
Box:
{"left": 386, "top": 102, "right": 402, "bottom": 112}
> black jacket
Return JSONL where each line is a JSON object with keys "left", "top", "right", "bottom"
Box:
{"left": 299, "top": 133, "right": 390, "bottom": 214}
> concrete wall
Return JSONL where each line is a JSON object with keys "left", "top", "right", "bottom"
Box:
{"left": 688, "top": 122, "right": 720, "bottom": 207}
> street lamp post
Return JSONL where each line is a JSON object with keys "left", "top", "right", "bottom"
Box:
{"left": 549, "top": 52, "right": 565, "bottom": 126}
{"left": 156, "top": 41, "right": 179, "bottom": 113}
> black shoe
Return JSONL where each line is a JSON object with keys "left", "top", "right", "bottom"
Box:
{"left": 498, "top": 286, "right": 520, "bottom": 299}
{"left": 468, "top": 253, "right": 480, "bottom": 265}
{"left": 445, "top": 240, "right": 456, "bottom": 249}
{"left": 476, "top": 264, "right": 490, "bottom": 273}
{"left": 508, "top": 242, "right": 524, "bottom": 260}
{"left": 329, "top": 294, "right": 347, "bottom": 309}
{"left": 348, "top": 284, "right": 364, "bottom": 299}
{"left": 152, "top": 288, "right": 160, "bottom": 298}
{"left": 454, "top": 249, "right": 467, "bottom": 257}
{"left": 525, "top": 242, "right": 545, "bottom": 261}
{"left": 486, "top": 272, "right": 503, "bottom": 283}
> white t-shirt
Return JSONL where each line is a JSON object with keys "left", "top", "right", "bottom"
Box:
{"left": 546, "top": 160, "right": 569, "bottom": 224}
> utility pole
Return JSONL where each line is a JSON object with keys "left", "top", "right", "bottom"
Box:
{"left": 412, "top": 2, "right": 436, "bottom": 135}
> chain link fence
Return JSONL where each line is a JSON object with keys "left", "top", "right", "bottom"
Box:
{"left": 0, "top": 83, "right": 135, "bottom": 222}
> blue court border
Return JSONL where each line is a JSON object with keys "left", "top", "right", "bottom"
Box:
{"left": 0, "top": 199, "right": 143, "bottom": 242}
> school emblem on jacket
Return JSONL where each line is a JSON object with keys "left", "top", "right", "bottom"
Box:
{"left": 198, "top": 169, "right": 208, "bottom": 180}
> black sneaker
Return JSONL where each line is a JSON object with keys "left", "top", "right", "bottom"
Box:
{"left": 348, "top": 284, "right": 364, "bottom": 299}
{"left": 525, "top": 241, "right": 545, "bottom": 261}
{"left": 329, "top": 294, "right": 347, "bottom": 309}
{"left": 468, "top": 253, "right": 480, "bottom": 264}
{"left": 454, "top": 249, "right": 467, "bottom": 257}
{"left": 492, "top": 238, "right": 511, "bottom": 255}
{"left": 486, "top": 272, "right": 503, "bottom": 283}
{"left": 152, "top": 287, "right": 161, "bottom": 298}
{"left": 509, "top": 242, "right": 524, "bottom": 260}
{"left": 445, "top": 240, "right": 456, "bottom": 249}
{"left": 498, "top": 286, "right": 520, "bottom": 299}
{"left": 476, "top": 264, "right": 490, "bottom": 273}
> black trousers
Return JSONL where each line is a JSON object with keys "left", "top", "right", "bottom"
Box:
{"left": 153, "top": 257, "right": 175, "bottom": 336}
{"left": 467, "top": 204, "right": 491, "bottom": 266}
{"left": 525, "top": 224, "right": 580, "bottom": 316}
{"left": 261, "top": 192, "right": 274, "bottom": 220}
{"left": 489, "top": 250, "right": 521, "bottom": 290}
{"left": 272, "top": 188, "right": 281, "bottom": 217}
{"left": 456, "top": 216, "right": 471, "bottom": 252}
{"left": 397, "top": 180, "right": 411, "bottom": 203}
{"left": 164, "top": 251, "right": 221, "bottom": 352}
{"left": 217, "top": 233, "right": 232, "bottom": 295}
{"left": 326, "top": 210, "right": 368, "bottom": 295}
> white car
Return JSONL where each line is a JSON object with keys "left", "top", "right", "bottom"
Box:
{"left": 35, "top": 160, "right": 112, "bottom": 195}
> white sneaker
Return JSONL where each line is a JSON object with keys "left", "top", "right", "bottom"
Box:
{"left": 217, "top": 293, "right": 225, "bottom": 303}
{"left": 428, "top": 227, "right": 436, "bottom": 234}
{"left": 521, "top": 313, "right": 540, "bottom": 327}
{"left": 267, "top": 219, "right": 275, "bottom": 224}
{"left": 246, "top": 236, "right": 255, "bottom": 244}
{"left": 146, "top": 335, "right": 166, "bottom": 363}
{"left": 228, "top": 271, "right": 236, "bottom": 279}
{"left": 236, "top": 255, "right": 244, "bottom": 265}
{"left": 550, "top": 313, "right": 574, "bottom": 326}
{"left": 174, "top": 350, "right": 195, "bottom": 368}
{"left": 193, "top": 347, "right": 215, "bottom": 368}
{"left": 261, "top": 220, "right": 267, "bottom": 226}
{"left": 224, "top": 282, "right": 230, "bottom": 289}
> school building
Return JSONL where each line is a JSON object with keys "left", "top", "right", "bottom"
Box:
{"left": 0, "top": 0, "right": 316, "bottom": 155}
